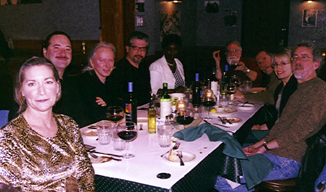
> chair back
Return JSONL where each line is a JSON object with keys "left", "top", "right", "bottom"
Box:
{"left": 0, "top": 110, "right": 9, "bottom": 128}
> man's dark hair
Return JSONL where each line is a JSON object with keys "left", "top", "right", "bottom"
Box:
{"left": 42, "top": 31, "right": 72, "bottom": 50}
{"left": 161, "top": 34, "right": 182, "bottom": 51}
{"left": 126, "top": 31, "right": 149, "bottom": 47}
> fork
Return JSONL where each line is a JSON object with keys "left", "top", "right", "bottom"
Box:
{"left": 177, "top": 151, "right": 185, "bottom": 166}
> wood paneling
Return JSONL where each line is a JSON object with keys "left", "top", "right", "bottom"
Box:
{"left": 99, "top": 0, "right": 135, "bottom": 61}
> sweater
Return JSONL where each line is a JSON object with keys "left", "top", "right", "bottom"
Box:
{"left": 264, "top": 77, "right": 326, "bottom": 162}
{"left": 244, "top": 72, "right": 281, "bottom": 105}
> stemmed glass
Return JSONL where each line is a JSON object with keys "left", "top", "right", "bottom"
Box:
{"left": 106, "top": 106, "right": 124, "bottom": 128}
{"left": 175, "top": 107, "right": 194, "bottom": 129}
{"left": 202, "top": 89, "right": 217, "bottom": 120}
{"left": 116, "top": 121, "right": 138, "bottom": 159}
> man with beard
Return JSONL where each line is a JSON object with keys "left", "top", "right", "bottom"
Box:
{"left": 9, "top": 31, "right": 89, "bottom": 127}
{"left": 214, "top": 42, "right": 326, "bottom": 191}
{"left": 213, "top": 41, "right": 263, "bottom": 87}
{"left": 110, "top": 31, "right": 151, "bottom": 106}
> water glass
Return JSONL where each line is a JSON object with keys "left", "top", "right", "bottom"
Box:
{"left": 243, "top": 80, "right": 253, "bottom": 94}
{"left": 112, "top": 131, "right": 126, "bottom": 151}
{"left": 157, "top": 124, "right": 173, "bottom": 147}
{"left": 96, "top": 120, "right": 112, "bottom": 145}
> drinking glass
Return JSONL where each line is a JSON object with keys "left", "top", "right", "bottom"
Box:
{"left": 202, "top": 89, "right": 217, "bottom": 120}
{"left": 242, "top": 80, "right": 252, "bottom": 94}
{"left": 106, "top": 106, "right": 124, "bottom": 128}
{"left": 175, "top": 107, "right": 194, "bottom": 129}
{"left": 227, "top": 82, "right": 237, "bottom": 105}
{"left": 116, "top": 121, "right": 138, "bottom": 159}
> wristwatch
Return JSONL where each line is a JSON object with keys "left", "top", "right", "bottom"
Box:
{"left": 263, "top": 141, "right": 270, "bottom": 151}
{"left": 243, "top": 67, "right": 250, "bottom": 73}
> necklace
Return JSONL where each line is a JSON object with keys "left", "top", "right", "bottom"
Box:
{"left": 167, "top": 62, "right": 174, "bottom": 66}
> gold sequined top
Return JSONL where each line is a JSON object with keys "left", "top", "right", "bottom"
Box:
{"left": 0, "top": 114, "right": 95, "bottom": 191}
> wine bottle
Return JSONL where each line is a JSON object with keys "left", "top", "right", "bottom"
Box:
{"left": 148, "top": 93, "right": 156, "bottom": 133}
{"left": 125, "top": 82, "right": 137, "bottom": 124}
{"left": 220, "top": 65, "right": 229, "bottom": 95}
{"left": 160, "top": 83, "right": 172, "bottom": 120}
{"left": 211, "top": 67, "right": 219, "bottom": 98}
{"left": 192, "top": 73, "right": 202, "bottom": 107}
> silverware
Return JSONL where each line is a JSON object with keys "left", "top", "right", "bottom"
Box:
{"left": 218, "top": 116, "right": 226, "bottom": 124}
{"left": 222, "top": 117, "right": 232, "bottom": 124}
{"left": 241, "top": 101, "right": 249, "bottom": 107}
{"left": 161, "top": 142, "right": 180, "bottom": 157}
{"left": 203, "top": 119, "right": 230, "bottom": 128}
{"left": 177, "top": 151, "right": 185, "bottom": 166}
{"left": 88, "top": 152, "right": 122, "bottom": 161}
{"left": 89, "top": 150, "right": 123, "bottom": 158}
{"left": 88, "top": 126, "right": 97, "bottom": 129}
{"left": 238, "top": 100, "right": 255, "bottom": 106}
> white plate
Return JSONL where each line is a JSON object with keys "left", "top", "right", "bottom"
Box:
{"left": 88, "top": 153, "right": 112, "bottom": 164}
{"left": 218, "top": 117, "right": 242, "bottom": 125}
{"left": 163, "top": 151, "right": 196, "bottom": 163}
{"left": 82, "top": 129, "right": 98, "bottom": 137}
{"left": 237, "top": 103, "right": 255, "bottom": 109}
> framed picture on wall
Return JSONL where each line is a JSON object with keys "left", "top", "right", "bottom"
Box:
{"left": 302, "top": 9, "right": 317, "bottom": 27}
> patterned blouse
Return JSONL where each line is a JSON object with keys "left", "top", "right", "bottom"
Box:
{"left": 173, "top": 66, "right": 185, "bottom": 89}
{"left": 0, "top": 114, "right": 95, "bottom": 191}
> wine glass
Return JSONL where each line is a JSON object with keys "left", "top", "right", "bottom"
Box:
{"left": 116, "top": 121, "right": 138, "bottom": 159}
{"left": 106, "top": 106, "right": 124, "bottom": 128}
{"left": 242, "top": 80, "right": 252, "bottom": 94}
{"left": 227, "top": 82, "right": 237, "bottom": 105}
{"left": 175, "top": 107, "right": 194, "bottom": 129}
{"left": 202, "top": 89, "right": 217, "bottom": 120}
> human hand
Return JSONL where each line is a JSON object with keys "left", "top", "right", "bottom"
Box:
{"left": 234, "top": 90, "right": 244, "bottom": 100}
{"left": 243, "top": 145, "right": 265, "bottom": 156}
{"left": 213, "top": 50, "right": 221, "bottom": 66}
{"left": 96, "top": 97, "right": 107, "bottom": 107}
{"left": 251, "top": 125, "right": 261, "bottom": 130}
{"left": 235, "top": 62, "right": 246, "bottom": 71}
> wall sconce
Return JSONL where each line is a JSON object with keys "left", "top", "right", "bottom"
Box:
{"left": 303, "top": 0, "right": 314, "bottom": 3}
{"left": 165, "top": 0, "right": 182, "bottom": 3}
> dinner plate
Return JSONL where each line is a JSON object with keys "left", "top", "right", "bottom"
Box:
{"left": 163, "top": 151, "right": 196, "bottom": 163}
{"left": 82, "top": 129, "right": 98, "bottom": 137}
{"left": 88, "top": 153, "right": 112, "bottom": 164}
{"left": 210, "top": 107, "right": 237, "bottom": 116}
{"left": 218, "top": 117, "right": 242, "bottom": 125}
{"left": 237, "top": 103, "right": 255, "bottom": 109}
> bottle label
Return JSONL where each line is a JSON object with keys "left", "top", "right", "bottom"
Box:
{"left": 125, "top": 103, "right": 133, "bottom": 121}
{"left": 160, "top": 101, "right": 172, "bottom": 120}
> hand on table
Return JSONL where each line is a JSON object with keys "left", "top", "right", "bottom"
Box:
{"left": 96, "top": 97, "right": 107, "bottom": 107}
{"left": 243, "top": 145, "right": 265, "bottom": 156}
{"left": 234, "top": 90, "right": 244, "bottom": 101}
{"left": 252, "top": 124, "right": 268, "bottom": 130}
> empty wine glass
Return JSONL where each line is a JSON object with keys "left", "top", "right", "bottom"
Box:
{"left": 106, "top": 106, "right": 124, "bottom": 128}
{"left": 116, "top": 121, "right": 138, "bottom": 159}
{"left": 242, "top": 80, "right": 252, "bottom": 94}
{"left": 202, "top": 89, "right": 217, "bottom": 120}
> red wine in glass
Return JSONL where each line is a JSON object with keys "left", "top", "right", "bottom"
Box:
{"left": 202, "top": 101, "right": 216, "bottom": 107}
{"left": 117, "top": 130, "right": 137, "bottom": 141}
{"left": 107, "top": 114, "right": 124, "bottom": 123}
{"left": 176, "top": 116, "right": 194, "bottom": 125}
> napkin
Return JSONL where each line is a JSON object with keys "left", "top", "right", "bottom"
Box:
{"left": 173, "top": 123, "right": 273, "bottom": 190}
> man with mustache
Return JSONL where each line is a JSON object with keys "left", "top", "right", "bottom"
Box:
{"left": 215, "top": 42, "right": 326, "bottom": 191}
{"left": 110, "top": 31, "right": 151, "bottom": 106}
{"left": 213, "top": 41, "right": 263, "bottom": 87}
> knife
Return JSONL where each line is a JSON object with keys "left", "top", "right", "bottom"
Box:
{"left": 218, "top": 116, "right": 226, "bottom": 124}
{"left": 89, "top": 150, "right": 123, "bottom": 158}
{"left": 203, "top": 119, "right": 230, "bottom": 128}
{"left": 161, "top": 142, "right": 180, "bottom": 157}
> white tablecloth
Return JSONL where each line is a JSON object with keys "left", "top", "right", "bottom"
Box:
{"left": 81, "top": 102, "right": 263, "bottom": 190}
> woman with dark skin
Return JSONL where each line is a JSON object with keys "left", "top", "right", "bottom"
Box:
{"left": 149, "top": 34, "right": 185, "bottom": 94}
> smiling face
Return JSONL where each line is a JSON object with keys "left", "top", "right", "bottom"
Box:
{"left": 126, "top": 39, "right": 147, "bottom": 67}
{"left": 225, "top": 43, "right": 242, "bottom": 64}
{"left": 164, "top": 43, "right": 179, "bottom": 63}
{"left": 274, "top": 55, "right": 292, "bottom": 83}
{"left": 255, "top": 51, "right": 273, "bottom": 75}
{"left": 43, "top": 34, "right": 72, "bottom": 78}
{"left": 21, "top": 65, "right": 60, "bottom": 113}
{"left": 90, "top": 47, "right": 115, "bottom": 83}
{"left": 292, "top": 46, "right": 319, "bottom": 83}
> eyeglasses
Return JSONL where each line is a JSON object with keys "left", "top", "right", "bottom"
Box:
{"left": 292, "top": 55, "right": 313, "bottom": 61}
{"left": 271, "top": 62, "right": 291, "bottom": 68}
{"left": 225, "top": 49, "right": 241, "bottom": 54}
{"left": 130, "top": 45, "right": 147, "bottom": 52}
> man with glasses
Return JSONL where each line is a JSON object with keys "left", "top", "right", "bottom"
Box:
{"left": 110, "top": 31, "right": 151, "bottom": 106}
{"left": 213, "top": 41, "right": 263, "bottom": 87}
{"left": 215, "top": 42, "right": 326, "bottom": 192}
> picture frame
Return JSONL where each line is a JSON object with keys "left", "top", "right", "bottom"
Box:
{"left": 302, "top": 9, "right": 317, "bottom": 27}
{"left": 204, "top": 1, "right": 219, "bottom": 13}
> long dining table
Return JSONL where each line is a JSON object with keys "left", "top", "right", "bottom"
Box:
{"left": 81, "top": 102, "right": 264, "bottom": 192}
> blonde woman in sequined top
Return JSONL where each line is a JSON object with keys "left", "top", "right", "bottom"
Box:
{"left": 0, "top": 57, "right": 95, "bottom": 191}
